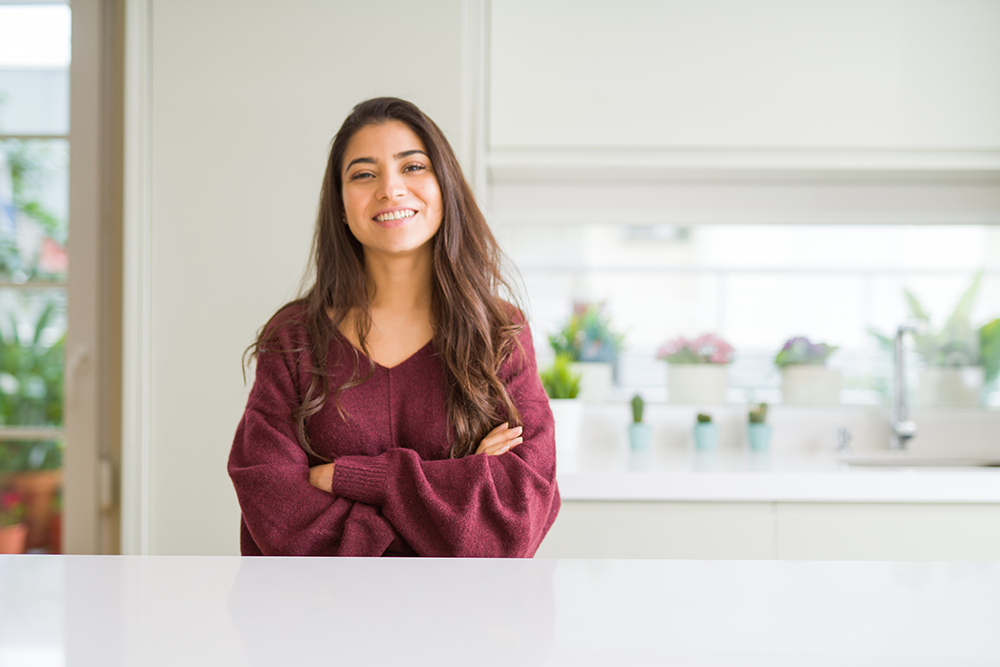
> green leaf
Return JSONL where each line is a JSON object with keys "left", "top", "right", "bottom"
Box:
{"left": 7, "top": 314, "right": 20, "bottom": 347}
{"left": 868, "top": 327, "right": 894, "bottom": 354}
{"left": 902, "top": 273, "right": 984, "bottom": 366}
{"left": 903, "top": 289, "right": 931, "bottom": 322}
{"left": 32, "top": 301, "right": 55, "bottom": 347}
{"left": 539, "top": 354, "right": 582, "bottom": 399}
{"left": 981, "top": 319, "right": 1000, "bottom": 385}
{"left": 946, "top": 270, "right": 983, "bottom": 330}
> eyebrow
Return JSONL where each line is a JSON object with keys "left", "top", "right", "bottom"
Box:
{"left": 344, "top": 150, "right": 429, "bottom": 172}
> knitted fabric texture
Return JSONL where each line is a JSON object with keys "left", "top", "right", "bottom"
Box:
{"left": 228, "top": 306, "right": 560, "bottom": 557}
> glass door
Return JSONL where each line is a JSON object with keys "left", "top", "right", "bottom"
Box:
{"left": 0, "top": 3, "right": 70, "bottom": 554}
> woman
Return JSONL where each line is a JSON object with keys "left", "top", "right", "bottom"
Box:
{"left": 228, "top": 97, "right": 560, "bottom": 557}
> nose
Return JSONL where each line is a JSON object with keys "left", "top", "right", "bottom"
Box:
{"left": 377, "top": 170, "right": 407, "bottom": 201}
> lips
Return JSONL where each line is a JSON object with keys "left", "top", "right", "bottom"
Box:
{"left": 372, "top": 207, "right": 417, "bottom": 229}
{"left": 374, "top": 208, "right": 416, "bottom": 222}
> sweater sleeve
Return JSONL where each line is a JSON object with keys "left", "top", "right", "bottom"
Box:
{"left": 328, "top": 324, "right": 560, "bottom": 558}
{"left": 228, "top": 337, "right": 405, "bottom": 557}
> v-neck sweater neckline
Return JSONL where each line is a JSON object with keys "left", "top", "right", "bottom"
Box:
{"left": 333, "top": 328, "right": 435, "bottom": 371}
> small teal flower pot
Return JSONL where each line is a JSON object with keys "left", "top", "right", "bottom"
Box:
{"left": 629, "top": 423, "right": 652, "bottom": 450}
{"left": 692, "top": 423, "right": 718, "bottom": 451}
{"left": 747, "top": 423, "right": 772, "bottom": 451}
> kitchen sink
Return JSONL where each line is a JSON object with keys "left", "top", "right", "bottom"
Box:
{"left": 839, "top": 453, "right": 1000, "bottom": 468}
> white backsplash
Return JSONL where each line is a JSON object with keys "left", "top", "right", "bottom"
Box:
{"left": 577, "top": 402, "right": 1000, "bottom": 455}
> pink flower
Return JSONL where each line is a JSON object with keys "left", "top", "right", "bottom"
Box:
{"left": 1, "top": 492, "right": 18, "bottom": 510}
{"left": 656, "top": 336, "right": 689, "bottom": 359}
{"left": 38, "top": 237, "right": 68, "bottom": 275}
{"left": 656, "top": 333, "right": 734, "bottom": 364}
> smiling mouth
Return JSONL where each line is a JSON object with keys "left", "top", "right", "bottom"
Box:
{"left": 374, "top": 209, "right": 416, "bottom": 223}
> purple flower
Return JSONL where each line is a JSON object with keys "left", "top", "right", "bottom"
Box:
{"left": 775, "top": 336, "right": 838, "bottom": 367}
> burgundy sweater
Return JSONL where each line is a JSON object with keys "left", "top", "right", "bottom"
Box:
{"left": 228, "top": 307, "right": 560, "bottom": 557}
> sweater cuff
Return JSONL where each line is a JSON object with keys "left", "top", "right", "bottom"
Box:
{"left": 330, "top": 455, "right": 390, "bottom": 506}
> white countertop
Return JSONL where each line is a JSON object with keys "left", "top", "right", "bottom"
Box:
{"left": 1, "top": 555, "right": 998, "bottom": 666}
{"left": 556, "top": 446, "right": 1000, "bottom": 502}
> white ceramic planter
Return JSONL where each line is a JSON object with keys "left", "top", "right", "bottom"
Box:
{"left": 780, "top": 365, "right": 841, "bottom": 405}
{"left": 571, "top": 361, "right": 614, "bottom": 402}
{"left": 918, "top": 366, "right": 984, "bottom": 407}
{"left": 667, "top": 364, "right": 728, "bottom": 404}
{"left": 548, "top": 398, "right": 584, "bottom": 455}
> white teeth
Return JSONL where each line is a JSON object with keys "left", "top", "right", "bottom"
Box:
{"left": 376, "top": 210, "right": 416, "bottom": 222}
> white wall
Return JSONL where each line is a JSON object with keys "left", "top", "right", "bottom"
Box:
{"left": 142, "top": 0, "right": 465, "bottom": 554}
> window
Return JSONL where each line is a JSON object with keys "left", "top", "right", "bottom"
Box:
{"left": 0, "top": 3, "right": 71, "bottom": 555}
{"left": 500, "top": 215, "right": 1000, "bottom": 408}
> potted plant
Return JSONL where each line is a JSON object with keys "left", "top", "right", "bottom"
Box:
{"left": 0, "top": 486, "right": 28, "bottom": 554}
{"left": 873, "top": 272, "right": 986, "bottom": 407}
{"left": 0, "top": 297, "right": 66, "bottom": 429}
{"left": 657, "top": 334, "right": 734, "bottom": 404}
{"left": 775, "top": 336, "right": 840, "bottom": 405}
{"left": 628, "top": 394, "right": 652, "bottom": 450}
{"left": 0, "top": 297, "right": 66, "bottom": 552}
{"left": 5, "top": 440, "right": 63, "bottom": 552}
{"left": 747, "top": 403, "right": 771, "bottom": 451}
{"left": 539, "top": 354, "right": 583, "bottom": 454}
{"left": 692, "top": 413, "right": 718, "bottom": 451}
{"left": 549, "top": 301, "right": 625, "bottom": 402}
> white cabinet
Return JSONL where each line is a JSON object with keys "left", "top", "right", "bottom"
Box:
{"left": 540, "top": 501, "right": 1000, "bottom": 561}
{"left": 536, "top": 501, "right": 774, "bottom": 559}
{"left": 489, "top": 0, "right": 1000, "bottom": 179}
{"left": 775, "top": 503, "right": 1000, "bottom": 561}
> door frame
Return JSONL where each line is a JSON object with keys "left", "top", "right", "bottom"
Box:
{"left": 63, "top": 0, "right": 124, "bottom": 555}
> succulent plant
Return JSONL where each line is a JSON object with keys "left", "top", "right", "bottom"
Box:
{"left": 749, "top": 403, "right": 768, "bottom": 424}
{"left": 630, "top": 394, "right": 644, "bottom": 423}
{"left": 696, "top": 413, "right": 713, "bottom": 424}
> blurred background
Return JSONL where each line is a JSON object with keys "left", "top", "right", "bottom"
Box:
{"left": 0, "top": 0, "right": 998, "bottom": 556}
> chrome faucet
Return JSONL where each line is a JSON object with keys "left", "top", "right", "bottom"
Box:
{"left": 836, "top": 427, "right": 852, "bottom": 454}
{"left": 890, "top": 322, "right": 926, "bottom": 450}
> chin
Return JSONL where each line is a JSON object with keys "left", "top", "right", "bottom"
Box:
{"left": 370, "top": 238, "right": 435, "bottom": 258}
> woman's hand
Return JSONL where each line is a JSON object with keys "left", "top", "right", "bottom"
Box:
{"left": 476, "top": 423, "right": 524, "bottom": 456}
{"left": 309, "top": 462, "right": 335, "bottom": 493}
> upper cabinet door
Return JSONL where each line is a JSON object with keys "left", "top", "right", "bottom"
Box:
{"left": 489, "top": 0, "right": 1000, "bottom": 174}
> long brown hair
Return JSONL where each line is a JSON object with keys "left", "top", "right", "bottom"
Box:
{"left": 246, "top": 97, "right": 525, "bottom": 460}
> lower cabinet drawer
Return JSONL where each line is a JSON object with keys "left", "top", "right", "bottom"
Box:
{"left": 537, "top": 501, "right": 1000, "bottom": 561}
{"left": 535, "top": 501, "right": 774, "bottom": 559}
{"left": 775, "top": 503, "right": 1000, "bottom": 561}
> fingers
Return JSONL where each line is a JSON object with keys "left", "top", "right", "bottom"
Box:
{"left": 475, "top": 423, "right": 510, "bottom": 455}
{"left": 481, "top": 436, "right": 523, "bottom": 456}
{"left": 475, "top": 424, "right": 525, "bottom": 456}
{"left": 487, "top": 422, "right": 508, "bottom": 436}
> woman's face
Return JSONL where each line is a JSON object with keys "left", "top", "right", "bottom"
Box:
{"left": 341, "top": 120, "right": 444, "bottom": 260}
